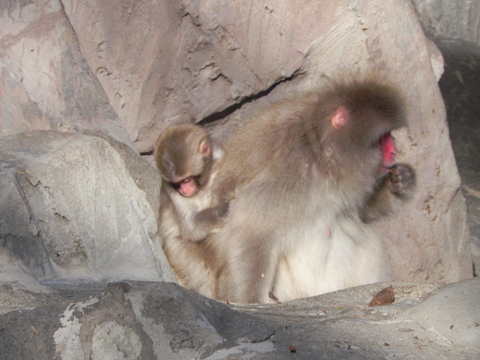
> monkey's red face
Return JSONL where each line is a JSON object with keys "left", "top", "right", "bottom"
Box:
{"left": 378, "top": 133, "right": 396, "bottom": 174}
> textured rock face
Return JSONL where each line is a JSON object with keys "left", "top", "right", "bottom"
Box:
{"left": 412, "top": 0, "right": 480, "bottom": 275}
{"left": 61, "top": 0, "right": 447, "bottom": 153}
{"left": 413, "top": 0, "right": 480, "bottom": 44}
{"left": 0, "top": 130, "right": 175, "bottom": 282}
{"left": 0, "top": 0, "right": 131, "bottom": 146}
{"left": 1, "top": 280, "right": 479, "bottom": 359}
{"left": 433, "top": 37, "right": 480, "bottom": 276}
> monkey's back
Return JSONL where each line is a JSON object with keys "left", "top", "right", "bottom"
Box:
{"left": 218, "top": 92, "right": 322, "bottom": 195}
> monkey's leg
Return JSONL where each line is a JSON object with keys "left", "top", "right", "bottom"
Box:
{"left": 215, "top": 229, "right": 280, "bottom": 304}
{"left": 163, "top": 235, "right": 214, "bottom": 298}
{"left": 212, "top": 178, "right": 290, "bottom": 303}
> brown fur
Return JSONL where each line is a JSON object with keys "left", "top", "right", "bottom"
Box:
{"left": 155, "top": 123, "right": 226, "bottom": 297}
{"left": 208, "top": 77, "right": 415, "bottom": 303}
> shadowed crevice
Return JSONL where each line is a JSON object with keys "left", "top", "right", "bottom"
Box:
{"left": 198, "top": 69, "right": 303, "bottom": 126}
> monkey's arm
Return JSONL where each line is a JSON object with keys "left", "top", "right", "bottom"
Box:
{"left": 158, "top": 190, "right": 215, "bottom": 297}
{"left": 176, "top": 201, "right": 230, "bottom": 243}
{"left": 177, "top": 203, "right": 228, "bottom": 242}
{"left": 362, "top": 163, "right": 416, "bottom": 223}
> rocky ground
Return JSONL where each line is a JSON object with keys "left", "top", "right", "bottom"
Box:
{"left": 0, "top": 279, "right": 479, "bottom": 359}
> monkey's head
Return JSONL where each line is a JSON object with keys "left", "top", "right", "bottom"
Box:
{"left": 317, "top": 79, "right": 406, "bottom": 186}
{"left": 154, "top": 123, "right": 214, "bottom": 197}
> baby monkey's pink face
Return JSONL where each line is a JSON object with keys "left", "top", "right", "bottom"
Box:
{"left": 174, "top": 137, "right": 212, "bottom": 197}
{"left": 176, "top": 176, "right": 200, "bottom": 197}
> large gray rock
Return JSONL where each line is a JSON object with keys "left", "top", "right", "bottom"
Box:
{"left": 0, "top": 0, "right": 131, "bottom": 145}
{"left": 0, "top": 130, "right": 174, "bottom": 282}
{"left": 0, "top": 279, "right": 479, "bottom": 359}
{"left": 403, "top": 278, "right": 480, "bottom": 348}
{"left": 433, "top": 36, "right": 480, "bottom": 276}
{"left": 0, "top": 246, "right": 57, "bottom": 316}
{"left": 413, "top": 0, "right": 480, "bottom": 44}
{"left": 61, "top": 0, "right": 452, "bottom": 154}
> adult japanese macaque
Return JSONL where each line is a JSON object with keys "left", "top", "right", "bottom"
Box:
{"left": 154, "top": 123, "right": 227, "bottom": 297}
{"left": 211, "top": 77, "right": 416, "bottom": 304}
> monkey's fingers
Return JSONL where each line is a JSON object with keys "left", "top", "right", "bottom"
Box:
{"left": 388, "top": 164, "right": 416, "bottom": 197}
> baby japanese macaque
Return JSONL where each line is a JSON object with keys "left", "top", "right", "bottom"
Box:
{"left": 154, "top": 123, "right": 227, "bottom": 297}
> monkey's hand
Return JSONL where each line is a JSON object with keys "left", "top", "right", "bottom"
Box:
{"left": 195, "top": 202, "right": 229, "bottom": 227}
{"left": 388, "top": 163, "right": 416, "bottom": 200}
{"left": 212, "top": 201, "right": 230, "bottom": 218}
{"left": 363, "top": 163, "right": 416, "bottom": 223}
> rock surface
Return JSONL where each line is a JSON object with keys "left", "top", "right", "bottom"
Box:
{"left": 433, "top": 36, "right": 480, "bottom": 276}
{"left": 413, "top": 0, "right": 480, "bottom": 45}
{"left": 0, "top": 279, "right": 479, "bottom": 359}
{"left": 0, "top": 0, "right": 132, "bottom": 146}
{"left": 0, "top": 130, "right": 174, "bottom": 282}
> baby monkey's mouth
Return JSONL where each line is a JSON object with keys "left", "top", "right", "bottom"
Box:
{"left": 174, "top": 176, "right": 200, "bottom": 197}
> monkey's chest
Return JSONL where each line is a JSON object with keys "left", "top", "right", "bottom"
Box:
{"left": 173, "top": 193, "right": 211, "bottom": 229}
{"left": 273, "top": 218, "right": 386, "bottom": 302}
